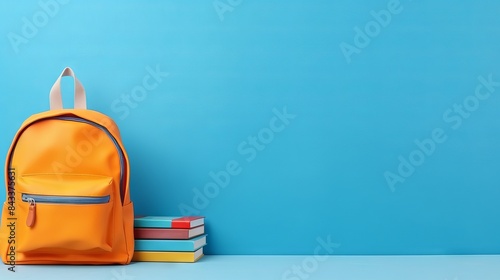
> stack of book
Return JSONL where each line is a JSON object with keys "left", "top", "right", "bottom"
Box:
{"left": 132, "top": 216, "right": 206, "bottom": 263}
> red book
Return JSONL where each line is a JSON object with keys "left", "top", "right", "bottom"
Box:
{"left": 134, "top": 225, "right": 205, "bottom": 240}
{"left": 171, "top": 216, "right": 204, "bottom": 229}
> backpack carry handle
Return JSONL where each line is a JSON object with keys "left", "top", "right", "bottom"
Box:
{"left": 49, "top": 67, "right": 87, "bottom": 110}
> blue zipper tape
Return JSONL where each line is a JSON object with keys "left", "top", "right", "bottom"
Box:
{"left": 22, "top": 193, "right": 110, "bottom": 204}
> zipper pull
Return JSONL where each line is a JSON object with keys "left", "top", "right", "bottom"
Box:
{"left": 26, "top": 198, "right": 36, "bottom": 227}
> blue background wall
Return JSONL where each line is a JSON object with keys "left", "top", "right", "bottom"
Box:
{"left": 1, "top": 0, "right": 500, "bottom": 255}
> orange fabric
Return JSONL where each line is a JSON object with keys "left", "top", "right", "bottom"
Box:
{"left": 0, "top": 109, "right": 134, "bottom": 264}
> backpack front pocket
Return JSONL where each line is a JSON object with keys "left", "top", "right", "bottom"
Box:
{"left": 16, "top": 174, "right": 115, "bottom": 254}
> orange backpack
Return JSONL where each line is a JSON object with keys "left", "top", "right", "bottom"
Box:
{"left": 0, "top": 68, "right": 134, "bottom": 265}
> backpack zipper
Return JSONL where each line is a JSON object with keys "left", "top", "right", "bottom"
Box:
{"left": 22, "top": 194, "right": 110, "bottom": 204}
{"left": 22, "top": 193, "right": 111, "bottom": 227}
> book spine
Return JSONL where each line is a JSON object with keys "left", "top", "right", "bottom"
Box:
{"left": 134, "top": 220, "right": 172, "bottom": 228}
{"left": 134, "top": 240, "right": 195, "bottom": 252}
{"left": 132, "top": 252, "right": 196, "bottom": 262}
{"left": 134, "top": 229, "right": 188, "bottom": 240}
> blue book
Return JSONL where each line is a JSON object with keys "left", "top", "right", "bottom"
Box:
{"left": 134, "top": 216, "right": 204, "bottom": 229}
{"left": 135, "top": 235, "right": 207, "bottom": 252}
